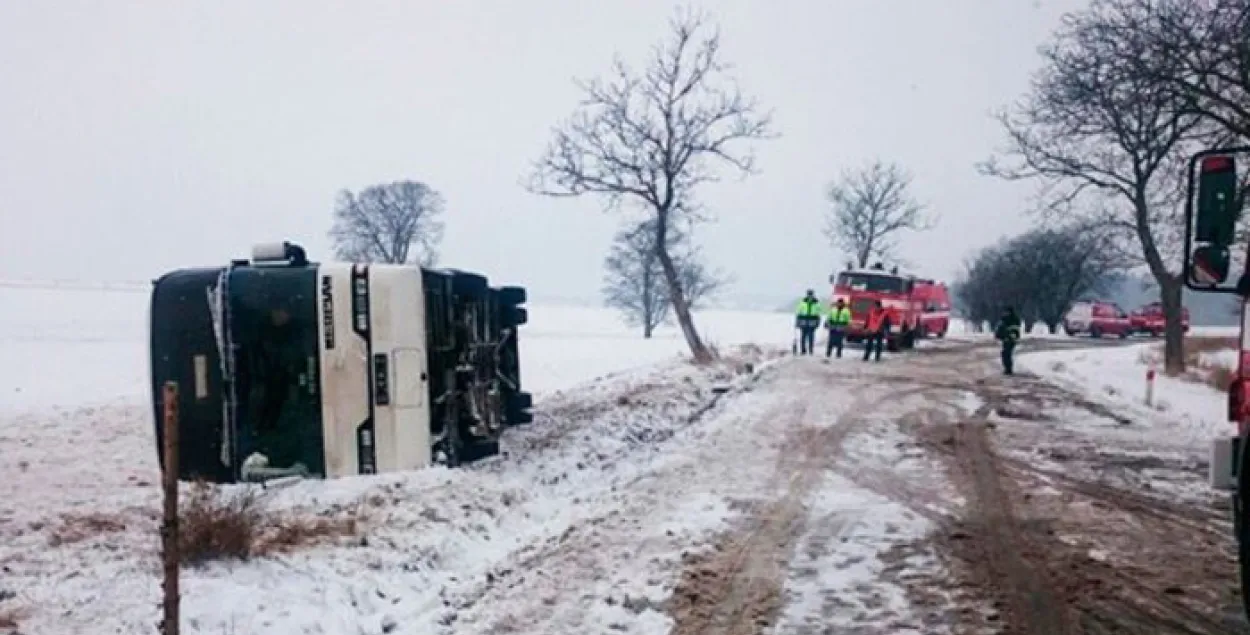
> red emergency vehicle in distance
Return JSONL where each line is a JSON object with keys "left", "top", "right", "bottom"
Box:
{"left": 829, "top": 263, "right": 951, "bottom": 351}
{"left": 912, "top": 279, "right": 952, "bottom": 339}
{"left": 1129, "top": 301, "right": 1191, "bottom": 337}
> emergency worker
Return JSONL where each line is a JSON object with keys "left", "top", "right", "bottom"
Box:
{"left": 862, "top": 300, "right": 890, "bottom": 362}
{"left": 994, "top": 306, "right": 1023, "bottom": 375}
{"left": 825, "top": 298, "right": 851, "bottom": 358}
{"left": 795, "top": 289, "right": 822, "bottom": 355}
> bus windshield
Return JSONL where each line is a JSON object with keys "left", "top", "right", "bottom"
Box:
{"left": 835, "top": 272, "right": 907, "bottom": 294}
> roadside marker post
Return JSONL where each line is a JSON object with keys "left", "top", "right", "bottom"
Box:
{"left": 1146, "top": 366, "right": 1156, "bottom": 408}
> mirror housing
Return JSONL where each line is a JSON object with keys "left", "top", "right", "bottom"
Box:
{"left": 1184, "top": 148, "right": 1249, "bottom": 295}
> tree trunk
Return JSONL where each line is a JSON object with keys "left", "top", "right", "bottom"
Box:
{"left": 1024, "top": 320, "right": 1035, "bottom": 333}
{"left": 1160, "top": 278, "right": 1186, "bottom": 375}
{"left": 1047, "top": 322, "right": 1059, "bottom": 334}
{"left": 657, "top": 246, "right": 713, "bottom": 363}
{"left": 643, "top": 323, "right": 654, "bottom": 339}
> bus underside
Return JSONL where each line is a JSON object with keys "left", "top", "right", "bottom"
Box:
{"left": 148, "top": 244, "right": 530, "bottom": 483}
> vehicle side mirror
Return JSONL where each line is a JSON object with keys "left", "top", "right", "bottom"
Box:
{"left": 1185, "top": 151, "right": 1246, "bottom": 293}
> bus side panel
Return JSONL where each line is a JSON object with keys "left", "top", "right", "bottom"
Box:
{"left": 368, "top": 266, "right": 432, "bottom": 472}
{"left": 317, "top": 264, "right": 370, "bottom": 478}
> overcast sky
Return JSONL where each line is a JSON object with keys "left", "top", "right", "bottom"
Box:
{"left": 0, "top": 0, "right": 1086, "bottom": 305}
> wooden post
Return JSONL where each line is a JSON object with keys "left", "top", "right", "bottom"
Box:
{"left": 160, "top": 381, "right": 180, "bottom": 635}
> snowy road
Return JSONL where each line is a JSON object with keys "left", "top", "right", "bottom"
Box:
{"left": 2, "top": 337, "right": 1247, "bottom": 634}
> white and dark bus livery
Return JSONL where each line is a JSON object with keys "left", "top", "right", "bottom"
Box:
{"left": 148, "top": 241, "right": 531, "bottom": 483}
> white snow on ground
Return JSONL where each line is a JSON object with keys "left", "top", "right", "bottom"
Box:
{"left": 0, "top": 345, "right": 778, "bottom": 634}
{"left": 774, "top": 476, "right": 935, "bottom": 634}
{"left": 773, "top": 396, "right": 958, "bottom": 635}
{"left": 0, "top": 283, "right": 815, "bottom": 635}
{"left": 1017, "top": 340, "right": 1234, "bottom": 451}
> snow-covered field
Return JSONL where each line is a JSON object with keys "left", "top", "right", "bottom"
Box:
{"left": 0, "top": 285, "right": 794, "bottom": 414}
{"left": 1018, "top": 333, "right": 1238, "bottom": 451}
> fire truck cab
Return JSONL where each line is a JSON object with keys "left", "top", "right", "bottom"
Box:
{"left": 830, "top": 263, "right": 935, "bottom": 351}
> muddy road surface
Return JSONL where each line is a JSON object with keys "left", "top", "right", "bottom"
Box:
{"left": 895, "top": 338, "right": 1245, "bottom": 635}
{"left": 434, "top": 336, "right": 1244, "bottom": 634}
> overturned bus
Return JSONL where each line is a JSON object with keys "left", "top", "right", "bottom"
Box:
{"left": 148, "top": 241, "right": 531, "bottom": 483}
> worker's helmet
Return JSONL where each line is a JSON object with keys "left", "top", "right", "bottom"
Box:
{"left": 836, "top": 297, "right": 845, "bottom": 304}
{"left": 805, "top": 288, "right": 814, "bottom": 296}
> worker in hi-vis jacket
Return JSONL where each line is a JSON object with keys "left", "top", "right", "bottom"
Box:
{"left": 794, "top": 289, "right": 822, "bottom": 355}
{"left": 825, "top": 298, "right": 851, "bottom": 358}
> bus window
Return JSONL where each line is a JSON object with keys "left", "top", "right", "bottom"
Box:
{"left": 835, "top": 273, "right": 907, "bottom": 294}
{"left": 228, "top": 268, "right": 326, "bottom": 476}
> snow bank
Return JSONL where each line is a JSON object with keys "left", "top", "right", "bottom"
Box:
{"left": 1017, "top": 342, "right": 1232, "bottom": 450}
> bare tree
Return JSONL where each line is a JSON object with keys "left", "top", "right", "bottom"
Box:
{"left": 954, "top": 226, "right": 1121, "bottom": 335}
{"left": 328, "top": 180, "right": 445, "bottom": 266}
{"left": 603, "top": 221, "right": 668, "bottom": 338}
{"left": 1120, "top": 0, "right": 1250, "bottom": 141}
{"left": 823, "top": 160, "right": 934, "bottom": 268}
{"left": 602, "top": 218, "right": 727, "bottom": 338}
{"left": 979, "top": 0, "right": 1207, "bottom": 373}
{"left": 1012, "top": 226, "right": 1123, "bottom": 332}
{"left": 953, "top": 254, "right": 1001, "bottom": 333}
{"left": 526, "top": 6, "right": 774, "bottom": 362}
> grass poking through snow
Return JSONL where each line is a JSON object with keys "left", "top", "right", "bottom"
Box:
{"left": 47, "top": 511, "right": 130, "bottom": 547}
{"left": 1139, "top": 335, "right": 1238, "bottom": 391}
{"left": 178, "top": 480, "right": 363, "bottom": 566}
{"left": 0, "top": 606, "right": 20, "bottom": 631}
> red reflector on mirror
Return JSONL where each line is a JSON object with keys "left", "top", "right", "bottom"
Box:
{"left": 1202, "top": 155, "right": 1234, "bottom": 172}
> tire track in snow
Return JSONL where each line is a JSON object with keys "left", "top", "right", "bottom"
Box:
{"left": 667, "top": 370, "right": 898, "bottom": 635}
{"left": 430, "top": 358, "right": 831, "bottom": 634}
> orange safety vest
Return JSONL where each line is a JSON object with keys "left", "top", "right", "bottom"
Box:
{"left": 866, "top": 308, "right": 886, "bottom": 333}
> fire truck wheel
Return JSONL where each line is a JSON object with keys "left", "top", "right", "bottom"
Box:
{"left": 936, "top": 327, "right": 947, "bottom": 339}
{"left": 887, "top": 337, "right": 901, "bottom": 353}
{"left": 901, "top": 330, "right": 915, "bottom": 350}
{"left": 1090, "top": 326, "right": 1103, "bottom": 339}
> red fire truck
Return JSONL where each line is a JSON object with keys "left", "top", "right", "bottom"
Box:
{"left": 1180, "top": 149, "right": 1249, "bottom": 619}
{"left": 829, "top": 263, "right": 949, "bottom": 351}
